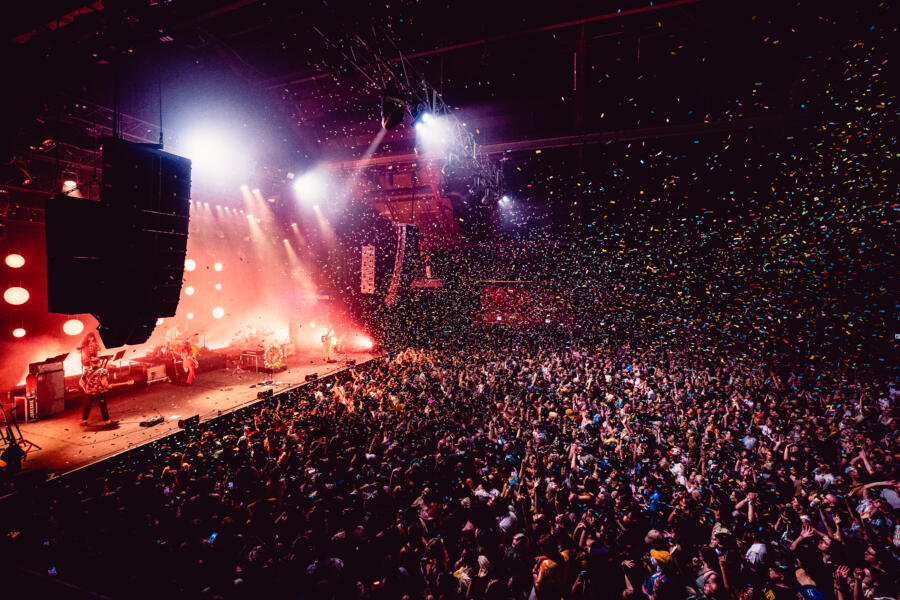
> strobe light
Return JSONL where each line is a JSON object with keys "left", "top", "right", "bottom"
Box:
{"left": 380, "top": 95, "right": 406, "bottom": 131}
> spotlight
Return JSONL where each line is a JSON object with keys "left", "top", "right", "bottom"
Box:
{"left": 185, "top": 258, "right": 196, "bottom": 272}
{"left": 62, "top": 319, "right": 85, "bottom": 336}
{"left": 214, "top": 262, "right": 223, "bottom": 271}
{"left": 62, "top": 171, "right": 77, "bottom": 192}
{"left": 414, "top": 112, "right": 451, "bottom": 152}
{"left": 180, "top": 127, "right": 250, "bottom": 185}
{"left": 293, "top": 170, "right": 327, "bottom": 203}
{"left": 212, "top": 307, "right": 224, "bottom": 319}
{"left": 5, "top": 254, "right": 25, "bottom": 268}
{"left": 12, "top": 328, "right": 26, "bottom": 338}
{"left": 187, "top": 312, "right": 194, "bottom": 320}
{"left": 3, "top": 287, "right": 29, "bottom": 305}
{"left": 240, "top": 184, "right": 249, "bottom": 191}
{"left": 380, "top": 95, "right": 406, "bottom": 130}
{"left": 500, "top": 195, "right": 511, "bottom": 205}
{"left": 185, "top": 286, "right": 195, "bottom": 296}
{"left": 156, "top": 317, "right": 165, "bottom": 326}
{"left": 215, "top": 283, "right": 222, "bottom": 290}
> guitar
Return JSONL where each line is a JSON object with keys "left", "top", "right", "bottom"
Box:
{"left": 107, "top": 379, "right": 135, "bottom": 389}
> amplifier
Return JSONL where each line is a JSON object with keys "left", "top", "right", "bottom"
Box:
{"left": 146, "top": 363, "right": 168, "bottom": 384}
{"left": 24, "top": 371, "right": 65, "bottom": 421}
{"left": 240, "top": 352, "right": 260, "bottom": 371}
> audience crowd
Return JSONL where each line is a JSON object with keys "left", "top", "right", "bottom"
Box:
{"left": 5, "top": 337, "right": 898, "bottom": 600}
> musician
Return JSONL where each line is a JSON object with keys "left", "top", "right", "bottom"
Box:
{"left": 78, "top": 331, "right": 101, "bottom": 368}
{"left": 178, "top": 339, "right": 199, "bottom": 385}
{"left": 78, "top": 356, "right": 113, "bottom": 426}
{"left": 321, "top": 326, "right": 335, "bottom": 362}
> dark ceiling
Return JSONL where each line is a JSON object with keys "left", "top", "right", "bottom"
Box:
{"left": 1, "top": 0, "right": 869, "bottom": 172}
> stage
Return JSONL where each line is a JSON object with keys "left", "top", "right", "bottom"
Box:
{"left": 8, "top": 349, "right": 377, "bottom": 477}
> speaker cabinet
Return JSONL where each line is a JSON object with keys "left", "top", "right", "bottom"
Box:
{"left": 46, "top": 138, "right": 191, "bottom": 348}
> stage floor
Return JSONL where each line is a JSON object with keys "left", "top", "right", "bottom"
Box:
{"left": 11, "top": 349, "right": 377, "bottom": 477}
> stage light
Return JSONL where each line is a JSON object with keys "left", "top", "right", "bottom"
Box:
{"left": 309, "top": 321, "right": 316, "bottom": 328}
{"left": 180, "top": 127, "right": 250, "bottom": 185}
{"left": 215, "top": 283, "right": 222, "bottom": 290}
{"left": 4, "top": 287, "right": 29, "bottom": 305}
{"left": 185, "top": 258, "right": 196, "bottom": 272}
{"left": 185, "top": 286, "right": 195, "bottom": 296}
{"left": 62, "top": 173, "right": 77, "bottom": 192}
{"left": 156, "top": 317, "right": 165, "bottom": 326}
{"left": 252, "top": 188, "right": 260, "bottom": 194}
{"left": 240, "top": 184, "right": 249, "bottom": 191}
{"left": 293, "top": 170, "right": 327, "bottom": 203}
{"left": 414, "top": 113, "right": 451, "bottom": 153}
{"left": 12, "top": 328, "right": 26, "bottom": 338}
{"left": 187, "top": 312, "right": 194, "bottom": 320}
{"left": 5, "top": 254, "right": 25, "bottom": 268}
{"left": 214, "top": 262, "right": 223, "bottom": 271}
{"left": 500, "top": 195, "right": 511, "bottom": 205}
{"left": 380, "top": 95, "right": 406, "bottom": 130}
{"left": 359, "top": 336, "right": 374, "bottom": 350}
{"left": 212, "top": 307, "right": 225, "bottom": 319}
{"left": 62, "top": 319, "right": 85, "bottom": 336}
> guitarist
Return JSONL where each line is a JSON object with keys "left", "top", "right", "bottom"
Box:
{"left": 78, "top": 356, "right": 132, "bottom": 426}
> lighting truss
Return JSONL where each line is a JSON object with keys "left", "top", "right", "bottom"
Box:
{"left": 313, "top": 25, "right": 501, "bottom": 198}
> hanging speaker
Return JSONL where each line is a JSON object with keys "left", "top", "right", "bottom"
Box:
{"left": 46, "top": 138, "right": 191, "bottom": 348}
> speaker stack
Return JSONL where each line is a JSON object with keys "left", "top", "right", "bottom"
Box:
{"left": 45, "top": 138, "right": 191, "bottom": 348}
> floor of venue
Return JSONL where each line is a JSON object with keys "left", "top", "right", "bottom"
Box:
{"left": 11, "top": 349, "right": 377, "bottom": 477}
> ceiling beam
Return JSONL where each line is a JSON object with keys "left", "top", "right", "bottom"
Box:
{"left": 264, "top": 0, "right": 703, "bottom": 89}
{"left": 321, "top": 112, "right": 811, "bottom": 170}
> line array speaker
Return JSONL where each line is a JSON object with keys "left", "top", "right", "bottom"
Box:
{"left": 46, "top": 138, "right": 191, "bottom": 348}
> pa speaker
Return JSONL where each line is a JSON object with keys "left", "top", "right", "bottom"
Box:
{"left": 46, "top": 138, "right": 191, "bottom": 348}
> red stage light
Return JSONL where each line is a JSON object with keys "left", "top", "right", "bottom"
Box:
{"left": 185, "top": 258, "right": 196, "bottom": 272}
{"left": 214, "top": 262, "right": 223, "bottom": 271}
{"left": 359, "top": 336, "right": 374, "bottom": 350}
{"left": 215, "top": 283, "right": 222, "bottom": 290}
{"left": 62, "top": 319, "right": 85, "bottom": 336}
{"left": 212, "top": 307, "right": 224, "bottom": 319}
{"left": 4, "top": 287, "right": 29, "bottom": 305}
{"left": 4, "top": 254, "right": 25, "bottom": 268}
{"left": 12, "top": 328, "right": 26, "bottom": 338}
{"left": 185, "top": 286, "right": 195, "bottom": 296}
{"left": 187, "top": 312, "right": 194, "bottom": 320}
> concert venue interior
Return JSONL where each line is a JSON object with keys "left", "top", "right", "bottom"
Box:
{"left": 0, "top": 1, "right": 896, "bottom": 599}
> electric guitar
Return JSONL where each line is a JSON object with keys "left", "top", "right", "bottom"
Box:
{"left": 107, "top": 379, "right": 135, "bottom": 390}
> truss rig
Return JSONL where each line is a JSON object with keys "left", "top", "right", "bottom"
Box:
{"left": 313, "top": 25, "right": 502, "bottom": 201}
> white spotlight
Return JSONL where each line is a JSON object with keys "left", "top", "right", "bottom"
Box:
{"left": 180, "top": 127, "right": 250, "bottom": 185}
{"left": 213, "top": 262, "right": 223, "bottom": 271}
{"left": 293, "top": 170, "right": 327, "bottom": 203}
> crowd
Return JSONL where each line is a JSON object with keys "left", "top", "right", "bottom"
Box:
{"left": 4, "top": 338, "right": 897, "bottom": 600}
